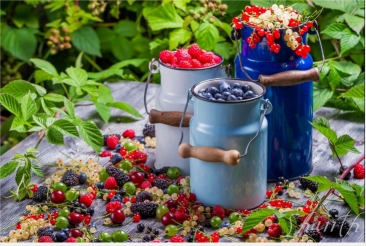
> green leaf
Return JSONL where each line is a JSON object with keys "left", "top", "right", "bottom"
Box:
{"left": 72, "top": 26, "right": 102, "bottom": 57}
{"left": 329, "top": 61, "right": 361, "bottom": 76}
{"left": 91, "top": 85, "right": 114, "bottom": 104}
{"left": 64, "top": 67, "right": 88, "bottom": 87}
{"left": 311, "top": 0, "right": 360, "bottom": 13}
{"left": 77, "top": 121, "right": 103, "bottom": 153}
{"left": 214, "top": 42, "right": 235, "bottom": 60}
{"left": 195, "top": 23, "right": 219, "bottom": 51}
{"left": 94, "top": 102, "right": 111, "bottom": 123}
{"left": 10, "top": 116, "right": 27, "bottom": 132}
{"left": 87, "top": 68, "right": 123, "bottom": 81}
{"left": 21, "top": 92, "right": 38, "bottom": 121}
{"left": 108, "top": 101, "right": 143, "bottom": 118}
{"left": 113, "top": 20, "right": 139, "bottom": 37}
{"left": 35, "top": 70, "right": 54, "bottom": 84}
{"left": 328, "top": 68, "right": 341, "bottom": 91}
{"left": 333, "top": 134, "right": 361, "bottom": 156}
{"left": 243, "top": 209, "right": 275, "bottom": 233}
{"left": 344, "top": 13, "right": 365, "bottom": 34}
{"left": 164, "top": 0, "right": 190, "bottom": 11}
{"left": 0, "top": 80, "right": 36, "bottom": 102}
{"left": 0, "top": 161, "right": 19, "bottom": 179}
{"left": 278, "top": 217, "right": 297, "bottom": 236}
{"left": 313, "top": 87, "right": 334, "bottom": 111}
{"left": 305, "top": 176, "right": 332, "bottom": 192}
{"left": 340, "top": 84, "right": 365, "bottom": 99}
{"left": 335, "top": 179, "right": 354, "bottom": 191}
{"left": 0, "top": 93, "right": 21, "bottom": 116}
{"left": 340, "top": 28, "right": 361, "bottom": 56}
{"left": 146, "top": 4, "right": 184, "bottom": 31}
{"left": 310, "top": 122, "right": 338, "bottom": 143}
{"left": 110, "top": 59, "right": 148, "bottom": 69}
{"left": 64, "top": 98, "right": 75, "bottom": 118}
{"left": 52, "top": 119, "right": 79, "bottom": 138}
{"left": 334, "top": 184, "right": 359, "bottom": 214}
{"left": 32, "top": 115, "right": 46, "bottom": 128}
{"left": 350, "top": 54, "right": 364, "bottom": 67}
{"left": 169, "top": 29, "right": 192, "bottom": 50}
{"left": 26, "top": 148, "right": 39, "bottom": 154}
{"left": 31, "top": 84, "right": 47, "bottom": 96}
{"left": 313, "top": 116, "right": 331, "bottom": 128}
{"left": 46, "top": 127, "right": 65, "bottom": 145}
{"left": 352, "top": 184, "right": 365, "bottom": 207}
{"left": 31, "top": 164, "right": 44, "bottom": 177}
{"left": 351, "top": 98, "right": 365, "bottom": 112}
{"left": 30, "top": 58, "right": 59, "bottom": 76}
{"left": 321, "top": 23, "right": 347, "bottom": 39}
{"left": 44, "top": 93, "right": 65, "bottom": 102}
{"left": 111, "top": 35, "right": 134, "bottom": 61}
{"left": 1, "top": 26, "right": 37, "bottom": 61}
{"left": 75, "top": 51, "right": 84, "bottom": 68}
{"left": 40, "top": 98, "right": 54, "bottom": 115}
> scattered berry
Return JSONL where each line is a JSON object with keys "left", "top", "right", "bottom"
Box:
{"left": 38, "top": 236, "right": 54, "bottom": 242}
{"left": 353, "top": 164, "right": 365, "bottom": 179}
{"left": 212, "top": 205, "right": 225, "bottom": 220}
{"left": 104, "top": 177, "right": 118, "bottom": 190}
{"left": 122, "top": 129, "right": 135, "bottom": 139}
{"left": 267, "top": 223, "right": 282, "bottom": 238}
{"left": 62, "top": 170, "right": 79, "bottom": 187}
{"left": 79, "top": 193, "right": 94, "bottom": 207}
{"left": 106, "top": 135, "right": 120, "bottom": 149}
{"left": 170, "top": 235, "right": 185, "bottom": 242}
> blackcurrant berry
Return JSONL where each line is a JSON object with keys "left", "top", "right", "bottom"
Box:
{"left": 329, "top": 209, "right": 339, "bottom": 218}
{"left": 137, "top": 223, "right": 145, "bottom": 232}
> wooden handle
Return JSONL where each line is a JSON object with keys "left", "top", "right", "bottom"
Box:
{"left": 149, "top": 109, "right": 192, "bottom": 127}
{"left": 259, "top": 67, "right": 320, "bottom": 87}
{"left": 178, "top": 143, "right": 240, "bottom": 166}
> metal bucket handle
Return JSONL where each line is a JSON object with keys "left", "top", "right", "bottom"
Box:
{"left": 178, "top": 91, "right": 272, "bottom": 166}
{"left": 143, "top": 59, "right": 160, "bottom": 115}
{"left": 233, "top": 20, "right": 325, "bottom": 85}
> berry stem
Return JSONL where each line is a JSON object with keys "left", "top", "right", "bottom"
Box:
{"left": 296, "top": 154, "right": 365, "bottom": 240}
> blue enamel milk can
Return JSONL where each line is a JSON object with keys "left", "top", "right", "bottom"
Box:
{"left": 233, "top": 23, "right": 323, "bottom": 181}
{"left": 178, "top": 78, "right": 272, "bottom": 209}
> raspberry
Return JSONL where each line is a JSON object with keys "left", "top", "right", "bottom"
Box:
{"left": 175, "top": 49, "right": 191, "bottom": 62}
{"left": 65, "top": 237, "right": 77, "bottom": 242}
{"left": 38, "top": 236, "right": 54, "bottom": 242}
{"left": 171, "top": 56, "right": 179, "bottom": 67}
{"left": 212, "top": 55, "right": 221, "bottom": 64}
{"left": 198, "top": 52, "right": 213, "bottom": 64}
{"left": 99, "top": 151, "right": 112, "bottom": 157}
{"left": 159, "top": 50, "right": 174, "bottom": 64}
{"left": 188, "top": 43, "right": 202, "bottom": 59}
{"left": 140, "top": 180, "right": 152, "bottom": 190}
{"left": 106, "top": 135, "right": 119, "bottom": 149}
{"left": 353, "top": 164, "right": 365, "bottom": 179}
{"left": 202, "top": 62, "right": 216, "bottom": 68}
{"left": 122, "top": 129, "right": 135, "bottom": 139}
{"left": 191, "top": 59, "right": 202, "bottom": 68}
{"left": 170, "top": 235, "right": 185, "bottom": 242}
{"left": 267, "top": 223, "right": 282, "bottom": 238}
{"left": 212, "top": 205, "right": 225, "bottom": 219}
{"left": 104, "top": 177, "right": 118, "bottom": 190}
{"left": 79, "top": 193, "right": 94, "bottom": 207}
{"left": 178, "top": 60, "right": 193, "bottom": 69}
{"left": 106, "top": 201, "right": 123, "bottom": 213}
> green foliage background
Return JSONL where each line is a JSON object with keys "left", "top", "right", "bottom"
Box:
{"left": 1, "top": 0, "right": 365, "bottom": 154}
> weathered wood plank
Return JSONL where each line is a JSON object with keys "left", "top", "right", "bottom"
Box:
{"left": 0, "top": 82, "right": 364, "bottom": 243}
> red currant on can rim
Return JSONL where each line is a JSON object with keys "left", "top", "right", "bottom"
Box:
{"left": 249, "top": 43, "right": 256, "bottom": 49}
{"left": 242, "top": 13, "right": 250, "bottom": 22}
{"left": 303, "top": 45, "right": 311, "bottom": 52}
{"left": 257, "top": 29, "right": 265, "bottom": 37}
{"left": 266, "top": 32, "right": 274, "bottom": 40}
{"left": 302, "top": 26, "right": 309, "bottom": 32}
{"left": 232, "top": 17, "right": 240, "bottom": 24}
{"left": 246, "top": 37, "right": 252, "bottom": 43}
{"left": 235, "top": 22, "right": 243, "bottom": 29}
{"left": 245, "top": 6, "right": 252, "bottom": 13}
{"left": 253, "top": 34, "right": 260, "bottom": 43}
{"left": 307, "top": 21, "right": 314, "bottom": 28}
{"left": 273, "top": 29, "right": 280, "bottom": 39}
{"left": 252, "top": 5, "right": 259, "bottom": 13}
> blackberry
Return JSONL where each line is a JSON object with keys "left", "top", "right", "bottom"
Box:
{"left": 142, "top": 124, "right": 155, "bottom": 138}
{"left": 136, "top": 191, "right": 153, "bottom": 202}
{"left": 130, "top": 202, "right": 158, "bottom": 218}
{"left": 343, "top": 172, "right": 351, "bottom": 180}
{"left": 62, "top": 170, "right": 79, "bottom": 186}
{"left": 106, "top": 165, "right": 129, "bottom": 187}
{"left": 152, "top": 178, "right": 169, "bottom": 190}
{"left": 323, "top": 219, "right": 350, "bottom": 237}
{"left": 306, "top": 230, "right": 322, "bottom": 242}
{"left": 153, "top": 167, "right": 170, "bottom": 175}
{"left": 299, "top": 177, "right": 318, "bottom": 193}
{"left": 137, "top": 223, "right": 145, "bottom": 232}
{"left": 37, "top": 227, "right": 55, "bottom": 241}
{"left": 33, "top": 186, "right": 48, "bottom": 202}
{"left": 293, "top": 215, "right": 302, "bottom": 225}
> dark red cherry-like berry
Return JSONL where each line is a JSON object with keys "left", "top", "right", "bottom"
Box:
{"left": 67, "top": 212, "right": 85, "bottom": 225}
{"left": 110, "top": 209, "right": 125, "bottom": 224}
{"left": 50, "top": 190, "right": 66, "bottom": 204}
{"left": 161, "top": 212, "right": 176, "bottom": 226}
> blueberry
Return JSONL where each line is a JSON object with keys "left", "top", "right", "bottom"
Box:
{"left": 232, "top": 82, "right": 241, "bottom": 89}
{"left": 74, "top": 202, "right": 80, "bottom": 207}
{"left": 222, "top": 91, "right": 231, "bottom": 100}
{"left": 339, "top": 165, "right": 349, "bottom": 174}
{"left": 243, "top": 90, "right": 255, "bottom": 99}
{"left": 55, "top": 231, "right": 68, "bottom": 242}
{"left": 78, "top": 173, "right": 87, "bottom": 184}
{"left": 232, "top": 88, "right": 243, "bottom": 97}
{"left": 202, "top": 92, "right": 213, "bottom": 99}
{"left": 135, "top": 136, "right": 146, "bottom": 145}
{"left": 198, "top": 92, "right": 204, "bottom": 98}
{"left": 146, "top": 226, "right": 152, "bottom": 232}
{"left": 198, "top": 89, "right": 205, "bottom": 94}
{"left": 214, "top": 93, "right": 222, "bottom": 99}
{"left": 242, "top": 83, "right": 251, "bottom": 93}
{"left": 217, "top": 98, "right": 225, "bottom": 102}
{"left": 61, "top": 228, "right": 70, "bottom": 234}
{"left": 73, "top": 208, "right": 82, "bottom": 214}
{"left": 344, "top": 172, "right": 351, "bottom": 180}
{"left": 87, "top": 207, "right": 95, "bottom": 216}
{"left": 112, "top": 153, "right": 123, "bottom": 164}
{"left": 209, "top": 97, "right": 216, "bottom": 100}
{"left": 96, "top": 182, "right": 104, "bottom": 190}
{"left": 220, "top": 221, "right": 231, "bottom": 228}
{"left": 219, "top": 81, "right": 231, "bottom": 94}
{"left": 110, "top": 194, "right": 122, "bottom": 202}
{"left": 227, "top": 95, "right": 238, "bottom": 101}
{"left": 206, "top": 87, "right": 219, "bottom": 96}
{"left": 329, "top": 209, "right": 339, "bottom": 218}
{"left": 119, "top": 188, "right": 126, "bottom": 196}
{"left": 237, "top": 97, "right": 243, "bottom": 100}
{"left": 115, "top": 143, "right": 121, "bottom": 152}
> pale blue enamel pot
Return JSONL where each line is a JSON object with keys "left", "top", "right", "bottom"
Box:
{"left": 178, "top": 78, "right": 272, "bottom": 210}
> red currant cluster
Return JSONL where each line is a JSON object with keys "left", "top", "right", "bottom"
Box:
{"left": 269, "top": 199, "right": 293, "bottom": 208}
{"left": 241, "top": 5, "right": 267, "bottom": 21}
{"left": 265, "top": 184, "right": 283, "bottom": 198}
{"left": 303, "top": 199, "right": 318, "bottom": 213}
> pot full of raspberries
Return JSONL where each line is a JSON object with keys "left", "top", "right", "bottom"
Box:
{"left": 230, "top": 4, "right": 325, "bottom": 181}
{"left": 178, "top": 78, "right": 272, "bottom": 209}
{"left": 144, "top": 44, "right": 229, "bottom": 176}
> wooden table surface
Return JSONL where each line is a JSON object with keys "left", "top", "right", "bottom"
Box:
{"left": 0, "top": 81, "right": 364, "bottom": 243}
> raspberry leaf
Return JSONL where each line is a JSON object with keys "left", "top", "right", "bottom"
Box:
{"left": 278, "top": 217, "right": 297, "bottom": 236}
{"left": 0, "top": 161, "right": 19, "bottom": 179}
{"left": 77, "top": 120, "right": 103, "bottom": 153}
{"left": 0, "top": 93, "right": 21, "bottom": 116}
{"left": 334, "top": 183, "right": 360, "bottom": 214}
{"left": 305, "top": 176, "right": 331, "bottom": 192}
{"left": 242, "top": 208, "right": 275, "bottom": 234}
{"left": 0, "top": 80, "right": 37, "bottom": 102}
{"left": 146, "top": 4, "right": 184, "bottom": 31}
{"left": 30, "top": 58, "right": 59, "bottom": 77}
{"left": 31, "top": 164, "right": 44, "bottom": 178}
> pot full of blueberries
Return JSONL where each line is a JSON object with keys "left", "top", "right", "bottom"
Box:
{"left": 177, "top": 78, "right": 272, "bottom": 209}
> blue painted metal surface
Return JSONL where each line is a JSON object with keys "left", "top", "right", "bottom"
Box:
{"left": 235, "top": 25, "right": 314, "bottom": 181}
{"left": 188, "top": 79, "right": 270, "bottom": 209}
